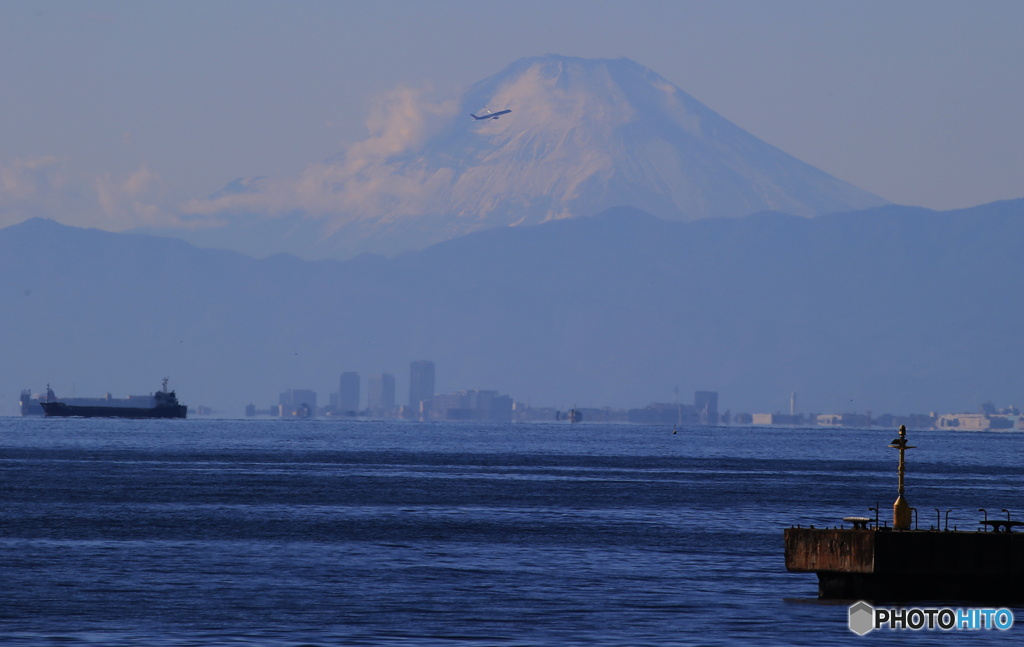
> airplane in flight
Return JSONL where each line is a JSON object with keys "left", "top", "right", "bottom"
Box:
{"left": 470, "top": 107, "right": 511, "bottom": 120}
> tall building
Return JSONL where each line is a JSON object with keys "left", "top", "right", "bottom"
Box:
{"left": 367, "top": 373, "right": 395, "bottom": 410}
{"left": 339, "top": 372, "right": 360, "bottom": 412}
{"left": 694, "top": 391, "right": 719, "bottom": 425}
{"left": 409, "top": 360, "right": 435, "bottom": 407}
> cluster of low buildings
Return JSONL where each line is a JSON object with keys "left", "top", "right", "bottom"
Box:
{"left": 242, "top": 372, "right": 1023, "bottom": 431}
{"left": 18, "top": 375, "right": 1023, "bottom": 432}
{"left": 245, "top": 363, "right": 728, "bottom": 429}
{"left": 735, "top": 395, "right": 1022, "bottom": 431}
{"left": 245, "top": 361, "right": 725, "bottom": 425}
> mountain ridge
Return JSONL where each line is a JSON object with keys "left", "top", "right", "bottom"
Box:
{"left": 3, "top": 197, "right": 1022, "bottom": 416}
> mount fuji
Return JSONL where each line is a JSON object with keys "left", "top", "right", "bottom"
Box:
{"left": 168, "top": 55, "right": 888, "bottom": 258}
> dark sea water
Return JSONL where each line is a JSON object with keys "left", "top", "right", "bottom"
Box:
{"left": 0, "top": 419, "right": 1021, "bottom": 646}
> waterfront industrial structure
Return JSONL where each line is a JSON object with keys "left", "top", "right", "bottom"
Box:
{"left": 277, "top": 389, "right": 316, "bottom": 418}
{"left": 741, "top": 410, "right": 1023, "bottom": 430}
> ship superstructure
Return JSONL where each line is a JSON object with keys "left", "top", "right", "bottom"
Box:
{"left": 37, "top": 379, "right": 187, "bottom": 419}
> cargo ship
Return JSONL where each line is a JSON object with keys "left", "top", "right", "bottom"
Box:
{"left": 39, "top": 379, "right": 187, "bottom": 419}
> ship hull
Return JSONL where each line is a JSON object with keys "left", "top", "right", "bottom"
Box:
{"left": 40, "top": 402, "right": 187, "bottom": 419}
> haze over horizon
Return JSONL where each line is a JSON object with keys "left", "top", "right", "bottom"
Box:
{"left": 4, "top": 199, "right": 1023, "bottom": 417}
{"left": 2, "top": 2, "right": 1022, "bottom": 419}
{"left": 2, "top": 1, "right": 1023, "bottom": 243}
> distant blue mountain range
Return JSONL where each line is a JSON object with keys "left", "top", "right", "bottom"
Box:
{"left": 2, "top": 198, "right": 1022, "bottom": 415}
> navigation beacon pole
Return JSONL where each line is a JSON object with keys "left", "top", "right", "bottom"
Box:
{"left": 888, "top": 424, "right": 915, "bottom": 529}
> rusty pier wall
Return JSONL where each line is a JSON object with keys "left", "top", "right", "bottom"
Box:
{"left": 785, "top": 528, "right": 1024, "bottom": 602}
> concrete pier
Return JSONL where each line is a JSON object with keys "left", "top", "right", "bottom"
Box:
{"left": 785, "top": 424, "right": 1024, "bottom": 602}
{"left": 785, "top": 527, "right": 1024, "bottom": 602}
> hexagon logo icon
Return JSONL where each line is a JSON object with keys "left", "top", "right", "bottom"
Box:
{"left": 849, "top": 601, "right": 874, "bottom": 635}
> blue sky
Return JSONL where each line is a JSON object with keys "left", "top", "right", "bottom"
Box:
{"left": 1, "top": 0, "right": 1022, "bottom": 231}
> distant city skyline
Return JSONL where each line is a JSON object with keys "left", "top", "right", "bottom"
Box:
{"left": 17, "top": 357, "right": 1020, "bottom": 425}
{"left": 3, "top": 202, "right": 1022, "bottom": 418}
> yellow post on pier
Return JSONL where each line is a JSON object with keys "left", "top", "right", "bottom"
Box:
{"left": 889, "top": 424, "right": 915, "bottom": 529}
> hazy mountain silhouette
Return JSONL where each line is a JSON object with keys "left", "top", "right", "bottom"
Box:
{"left": 3, "top": 198, "right": 1021, "bottom": 416}
{"left": 153, "top": 55, "right": 887, "bottom": 259}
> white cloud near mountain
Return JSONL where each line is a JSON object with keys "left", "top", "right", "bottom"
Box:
{"left": 0, "top": 157, "right": 71, "bottom": 217}
{"left": 2, "top": 56, "right": 887, "bottom": 259}
{"left": 182, "top": 86, "right": 460, "bottom": 226}
{"left": 94, "top": 163, "right": 168, "bottom": 228}
{"left": 0, "top": 156, "right": 179, "bottom": 230}
{"left": 181, "top": 63, "right": 644, "bottom": 229}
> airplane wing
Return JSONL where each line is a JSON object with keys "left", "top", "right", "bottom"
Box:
{"left": 470, "top": 109, "right": 511, "bottom": 120}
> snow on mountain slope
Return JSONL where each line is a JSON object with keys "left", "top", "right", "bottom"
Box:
{"left": 180, "top": 55, "right": 888, "bottom": 258}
